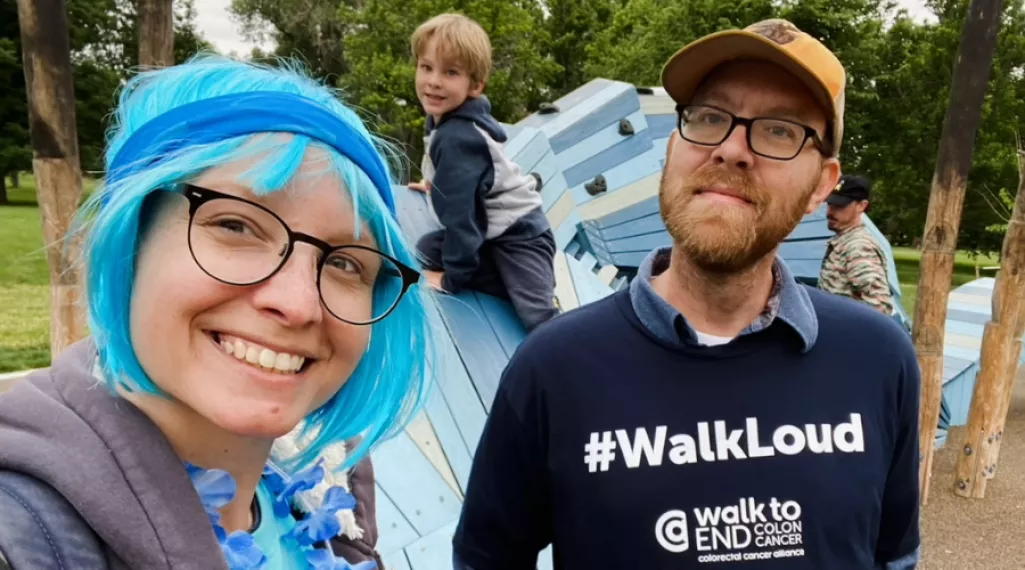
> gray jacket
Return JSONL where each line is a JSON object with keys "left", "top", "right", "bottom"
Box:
{"left": 0, "top": 338, "right": 380, "bottom": 569}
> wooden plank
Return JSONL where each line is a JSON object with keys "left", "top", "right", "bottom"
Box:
{"left": 598, "top": 264, "right": 619, "bottom": 285}
{"left": 555, "top": 108, "right": 648, "bottom": 169}
{"left": 570, "top": 146, "right": 663, "bottom": 207}
{"left": 516, "top": 79, "right": 614, "bottom": 129}
{"left": 514, "top": 134, "right": 553, "bottom": 176}
{"left": 949, "top": 292, "right": 991, "bottom": 306}
{"left": 600, "top": 214, "right": 666, "bottom": 240}
{"left": 553, "top": 251, "right": 580, "bottom": 312}
{"left": 566, "top": 253, "right": 615, "bottom": 306}
{"left": 778, "top": 241, "right": 828, "bottom": 262}
{"left": 553, "top": 210, "right": 582, "bottom": 251}
{"left": 545, "top": 83, "right": 639, "bottom": 152}
{"left": 426, "top": 304, "right": 489, "bottom": 454}
{"left": 532, "top": 150, "right": 561, "bottom": 190}
{"left": 371, "top": 431, "right": 463, "bottom": 537}
{"left": 403, "top": 520, "right": 459, "bottom": 570}
{"left": 422, "top": 383, "right": 474, "bottom": 495}
{"left": 505, "top": 127, "right": 543, "bottom": 164}
{"left": 606, "top": 231, "right": 674, "bottom": 254}
{"left": 540, "top": 171, "right": 570, "bottom": 212}
{"left": 372, "top": 482, "right": 421, "bottom": 558}
{"left": 591, "top": 193, "right": 661, "bottom": 229}
{"left": 577, "top": 172, "right": 662, "bottom": 222}
{"left": 473, "top": 292, "right": 527, "bottom": 358}
{"left": 946, "top": 332, "right": 983, "bottom": 350}
{"left": 946, "top": 319, "right": 986, "bottom": 337}
{"left": 546, "top": 191, "right": 575, "bottom": 233}
{"left": 563, "top": 132, "right": 654, "bottom": 189}
{"left": 437, "top": 294, "right": 508, "bottom": 412}
{"left": 382, "top": 551, "right": 413, "bottom": 570}
{"left": 948, "top": 308, "right": 994, "bottom": 325}
{"left": 644, "top": 112, "right": 677, "bottom": 135}
{"left": 395, "top": 188, "right": 441, "bottom": 242}
{"left": 640, "top": 92, "right": 677, "bottom": 115}
{"left": 944, "top": 344, "right": 983, "bottom": 362}
{"left": 405, "top": 412, "right": 461, "bottom": 498}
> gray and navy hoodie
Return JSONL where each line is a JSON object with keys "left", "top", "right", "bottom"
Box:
{"left": 421, "top": 95, "right": 549, "bottom": 293}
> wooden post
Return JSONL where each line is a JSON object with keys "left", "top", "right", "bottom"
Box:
{"left": 913, "top": 0, "right": 1004, "bottom": 505}
{"left": 16, "top": 0, "right": 88, "bottom": 358}
{"left": 978, "top": 149, "right": 1025, "bottom": 480}
{"left": 138, "top": 0, "right": 175, "bottom": 68}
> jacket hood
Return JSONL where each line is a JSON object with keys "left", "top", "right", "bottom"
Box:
{"left": 0, "top": 339, "right": 228, "bottom": 569}
{"left": 427, "top": 95, "right": 507, "bottom": 142}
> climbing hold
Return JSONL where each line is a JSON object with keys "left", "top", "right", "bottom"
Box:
{"left": 619, "top": 118, "right": 635, "bottom": 136}
{"left": 538, "top": 102, "right": 559, "bottom": 115}
{"left": 635, "top": 87, "right": 654, "bottom": 95}
{"left": 585, "top": 174, "right": 607, "bottom": 196}
{"left": 530, "top": 172, "right": 543, "bottom": 192}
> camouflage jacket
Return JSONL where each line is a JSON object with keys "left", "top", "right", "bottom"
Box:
{"left": 818, "top": 225, "right": 895, "bottom": 315}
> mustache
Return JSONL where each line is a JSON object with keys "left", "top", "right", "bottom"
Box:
{"left": 680, "top": 165, "right": 763, "bottom": 205}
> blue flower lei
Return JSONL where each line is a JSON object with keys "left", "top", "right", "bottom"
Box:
{"left": 185, "top": 460, "right": 377, "bottom": 570}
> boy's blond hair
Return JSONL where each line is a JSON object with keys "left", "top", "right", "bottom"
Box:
{"left": 411, "top": 13, "right": 492, "bottom": 87}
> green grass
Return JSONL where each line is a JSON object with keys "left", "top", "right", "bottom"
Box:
{"left": 892, "top": 247, "right": 1001, "bottom": 317}
{"left": 0, "top": 176, "right": 96, "bottom": 373}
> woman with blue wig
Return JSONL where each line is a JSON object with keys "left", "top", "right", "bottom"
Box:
{"left": 0, "top": 56, "right": 432, "bottom": 570}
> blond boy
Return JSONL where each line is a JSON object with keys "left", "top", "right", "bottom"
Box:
{"left": 410, "top": 13, "right": 558, "bottom": 331}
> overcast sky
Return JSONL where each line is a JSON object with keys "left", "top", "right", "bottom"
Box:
{"left": 192, "top": 0, "right": 936, "bottom": 58}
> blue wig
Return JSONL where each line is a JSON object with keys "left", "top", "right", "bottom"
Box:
{"left": 76, "top": 54, "right": 434, "bottom": 471}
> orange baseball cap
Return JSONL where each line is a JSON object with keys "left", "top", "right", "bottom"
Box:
{"left": 660, "top": 19, "right": 846, "bottom": 156}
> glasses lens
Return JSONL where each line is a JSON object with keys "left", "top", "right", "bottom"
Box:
{"left": 189, "top": 198, "right": 290, "bottom": 285}
{"left": 319, "top": 247, "right": 406, "bottom": 324}
{"left": 681, "top": 106, "right": 732, "bottom": 144}
{"left": 750, "top": 118, "right": 805, "bottom": 159}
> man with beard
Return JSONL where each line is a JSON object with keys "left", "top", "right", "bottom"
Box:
{"left": 819, "top": 174, "right": 896, "bottom": 316}
{"left": 452, "top": 19, "right": 921, "bottom": 570}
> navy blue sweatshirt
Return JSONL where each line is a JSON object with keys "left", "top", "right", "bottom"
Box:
{"left": 421, "top": 96, "right": 548, "bottom": 294}
{"left": 452, "top": 251, "right": 921, "bottom": 569}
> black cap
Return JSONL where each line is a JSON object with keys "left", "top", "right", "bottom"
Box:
{"left": 826, "top": 174, "right": 871, "bottom": 207}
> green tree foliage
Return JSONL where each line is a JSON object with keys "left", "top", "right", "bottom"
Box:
{"left": 0, "top": 0, "right": 30, "bottom": 201}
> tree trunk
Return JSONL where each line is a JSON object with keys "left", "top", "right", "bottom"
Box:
{"left": 914, "top": 0, "right": 1005, "bottom": 505}
{"left": 16, "top": 0, "right": 88, "bottom": 357}
{"left": 0, "top": 174, "right": 8, "bottom": 205}
{"left": 138, "top": 0, "right": 174, "bottom": 68}
{"left": 12, "top": 170, "right": 19, "bottom": 188}
{"left": 965, "top": 148, "right": 1025, "bottom": 487}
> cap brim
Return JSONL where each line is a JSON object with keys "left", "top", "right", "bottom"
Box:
{"left": 661, "top": 31, "right": 836, "bottom": 129}
{"left": 825, "top": 194, "right": 855, "bottom": 207}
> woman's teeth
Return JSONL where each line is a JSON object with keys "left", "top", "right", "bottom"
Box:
{"left": 217, "top": 334, "right": 305, "bottom": 374}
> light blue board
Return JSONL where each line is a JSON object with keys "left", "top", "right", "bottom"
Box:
{"left": 423, "top": 376, "right": 474, "bottom": 493}
{"left": 473, "top": 292, "right": 528, "bottom": 357}
{"left": 553, "top": 210, "right": 583, "bottom": 252}
{"left": 557, "top": 108, "right": 648, "bottom": 168}
{"left": 569, "top": 146, "right": 664, "bottom": 207}
{"left": 533, "top": 150, "right": 562, "bottom": 189}
{"left": 373, "top": 482, "right": 420, "bottom": 558}
{"left": 427, "top": 304, "right": 489, "bottom": 452}
{"left": 504, "top": 126, "right": 542, "bottom": 163}
{"left": 371, "top": 431, "right": 464, "bottom": 537}
{"left": 437, "top": 294, "right": 511, "bottom": 413}
{"left": 382, "top": 551, "right": 413, "bottom": 570}
{"left": 540, "top": 169, "right": 570, "bottom": 212}
{"left": 599, "top": 215, "right": 666, "bottom": 240}
{"left": 514, "top": 132, "right": 555, "bottom": 176}
{"left": 563, "top": 133, "right": 654, "bottom": 189}
{"left": 517, "top": 79, "right": 615, "bottom": 130}
{"left": 404, "top": 521, "right": 459, "bottom": 570}
{"left": 593, "top": 194, "right": 660, "bottom": 229}
{"left": 645, "top": 113, "right": 677, "bottom": 135}
{"left": 566, "top": 253, "right": 615, "bottom": 306}
{"left": 548, "top": 85, "right": 642, "bottom": 153}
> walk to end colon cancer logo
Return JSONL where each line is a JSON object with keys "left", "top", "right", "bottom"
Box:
{"left": 655, "top": 496, "right": 807, "bottom": 564}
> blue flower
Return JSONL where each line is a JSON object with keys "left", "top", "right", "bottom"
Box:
{"left": 221, "top": 530, "right": 268, "bottom": 570}
{"left": 288, "top": 487, "right": 358, "bottom": 545}
{"left": 262, "top": 464, "right": 288, "bottom": 495}
{"left": 273, "top": 459, "right": 326, "bottom": 518}
{"left": 304, "top": 548, "right": 377, "bottom": 570}
{"left": 185, "top": 462, "right": 236, "bottom": 527}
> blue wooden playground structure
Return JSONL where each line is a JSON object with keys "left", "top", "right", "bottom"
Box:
{"left": 367, "top": 79, "right": 1002, "bottom": 569}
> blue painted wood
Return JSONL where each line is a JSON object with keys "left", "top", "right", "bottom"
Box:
{"left": 436, "top": 293, "right": 509, "bottom": 412}
{"left": 423, "top": 384, "right": 474, "bottom": 494}
{"left": 540, "top": 171, "right": 570, "bottom": 213}
{"left": 513, "top": 132, "right": 554, "bottom": 175}
{"left": 472, "top": 291, "right": 528, "bottom": 358}
{"left": 945, "top": 320, "right": 984, "bottom": 337}
{"left": 517, "top": 79, "right": 615, "bottom": 130}
{"left": 943, "top": 344, "right": 982, "bottom": 362}
{"left": 947, "top": 308, "right": 992, "bottom": 325}
{"left": 566, "top": 253, "right": 615, "bottom": 306}
{"left": 547, "top": 85, "right": 641, "bottom": 153}
{"left": 645, "top": 114, "right": 677, "bottom": 136}
{"left": 533, "top": 150, "right": 561, "bottom": 190}
{"left": 553, "top": 210, "right": 582, "bottom": 251}
{"left": 562, "top": 128, "right": 654, "bottom": 188}
{"left": 557, "top": 109, "right": 648, "bottom": 169}
{"left": 426, "top": 303, "right": 489, "bottom": 452}
{"left": 503, "top": 126, "right": 540, "bottom": 161}
{"left": 606, "top": 231, "right": 675, "bottom": 254}
{"left": 403, "top": 520, "right": 459, "bottom": 570}
{"left": 570, "top": 147, "right": 664, "bottom": 207}
{"left": 372, "top": 482, "right": 421, "bottom": 558}
{"left": 371, "top": 431, "right": 463, "bottom": 537}
{"left": 593, "top": 194, "right": 661, "bottom": 229}
{"left": 383, "top": 551, "right": 413, "bottom": 570}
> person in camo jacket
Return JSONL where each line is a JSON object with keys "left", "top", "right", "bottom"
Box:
{"left": 818, "top": 174, "right": 895, "bottom": 316}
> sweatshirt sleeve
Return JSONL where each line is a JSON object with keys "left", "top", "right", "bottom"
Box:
{"left": 452, "top": 354, "right": 552, "bottom": 569}
{"left": 428, "top": 121, "right": 494, "bottom": 294}
{"left": 874, "top": 341, "right": 922, "bottom": 568}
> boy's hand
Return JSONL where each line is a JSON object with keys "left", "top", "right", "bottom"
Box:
{"left": 424, "top": 270, "right": 447, "bottom": 292}
{"left": 409, "top": 180, "right": 430, "bottom": 193}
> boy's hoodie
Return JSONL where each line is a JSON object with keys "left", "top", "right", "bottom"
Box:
{"left": 421, "top": 95, "right": 548, "bottom": 294}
